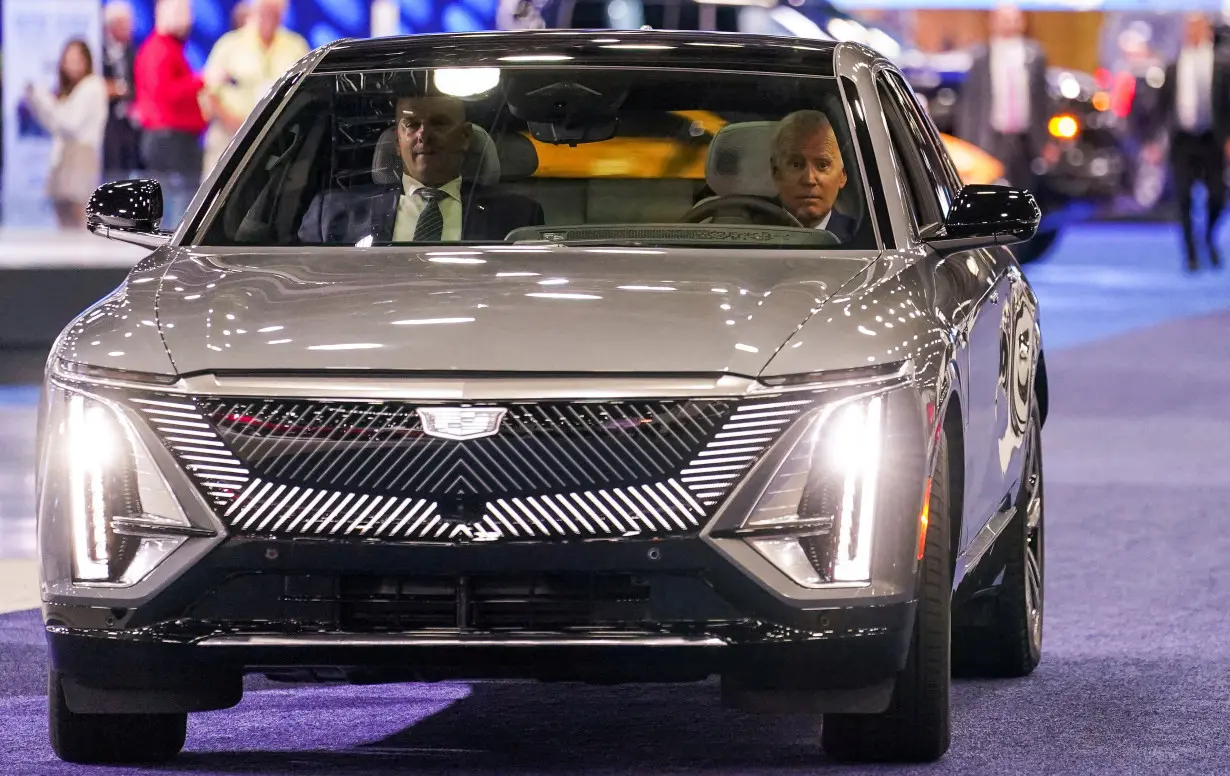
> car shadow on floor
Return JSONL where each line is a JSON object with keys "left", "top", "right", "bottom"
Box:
{"left": 152, "top": 655, "right": 1198, "bottom": 776}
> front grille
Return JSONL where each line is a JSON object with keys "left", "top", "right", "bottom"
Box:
{"left": 134, "top": 392, "right": 812, "bottom": 543}
{"left": 184, "top": 571, "right": 743, "bottom": 634}
{"left": 330, "top": 574, "right": 654, "bottom": 632}
{"left": 200, "top": 399, "right": 730, "bottom": 496}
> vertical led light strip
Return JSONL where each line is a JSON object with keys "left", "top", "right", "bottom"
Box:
{"left": 832, "top": 395, "right": 883, "bottom": 582}
{"left": 67, "top": 395, "right": 111, "bottom": 581}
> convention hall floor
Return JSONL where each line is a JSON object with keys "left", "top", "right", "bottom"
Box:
{"left": 1, "top": 222, "right": 1229, "bottom": 773}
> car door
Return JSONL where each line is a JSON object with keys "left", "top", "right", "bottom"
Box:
{"left": 875, "top": 70, "right": 1009, "bottom": 554}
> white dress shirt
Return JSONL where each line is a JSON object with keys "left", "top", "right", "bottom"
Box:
{"left": 1177, "top": 42, "right": 1215, "bottom": 133}
{"left": 989, "top": 37, "right": 1031, "bottom": 135}
{"left": 814, "top": 210, "right": 832, "bottom": 231}
{"left": 392, "top": 174, "right": 463, "bottom": 242}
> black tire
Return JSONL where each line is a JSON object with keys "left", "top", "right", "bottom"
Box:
{"left": 48, "top": 670, "right": 187, "bottom": 764}
{"left": 821, "top": 430, "right": 952, "bottom": 763}
{"left": 952, "top": 406, "right": 1045, "bottom": 678}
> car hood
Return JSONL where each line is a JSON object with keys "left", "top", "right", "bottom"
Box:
{"left": 156, "top": 246, "right": 873, "bottom": 377}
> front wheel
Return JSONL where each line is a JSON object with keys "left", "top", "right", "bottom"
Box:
{"left": 48, "top": 670, "right": 187, "bottom": 764}
{"left": 952, "top": 404, "right": 1045, "bottom": 678}
{"left": 821, "top": 429, "right": 952, "bottom": 763}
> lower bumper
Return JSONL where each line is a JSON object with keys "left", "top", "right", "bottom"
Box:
{"left": 47, "top": 612, "right": 913, "bottom": 714}
{"left": 44, "top": 535, "right": 918, "bottom": 712}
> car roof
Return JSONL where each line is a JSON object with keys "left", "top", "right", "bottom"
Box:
{"left": 312, "top": 29, "right": 843, "bottom": 78}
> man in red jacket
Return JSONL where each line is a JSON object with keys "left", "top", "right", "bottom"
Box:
{"left": 133, "top": 0, "right": 205, "bottom": 227}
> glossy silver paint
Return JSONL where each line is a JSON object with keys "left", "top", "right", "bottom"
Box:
{"left": 39, "top": 36, "right": 1044, "bottom": 610}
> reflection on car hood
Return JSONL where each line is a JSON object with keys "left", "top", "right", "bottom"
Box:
{"left": 157, "top": 246, "right": 873, "bottom": 377}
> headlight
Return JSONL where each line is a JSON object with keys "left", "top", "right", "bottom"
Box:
{"left": 49, "top": 386, "right": 212, "bottom": 587}
{"left": 737, "top": 395, "right": 884, "bottom": 587}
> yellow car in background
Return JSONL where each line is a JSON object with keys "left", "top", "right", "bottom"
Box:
{"left": 523, "top": 110, "right": 1004, "bottom": 186}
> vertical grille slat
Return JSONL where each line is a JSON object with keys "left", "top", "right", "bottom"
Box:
{"left": 137, "top": 393, "right": 814, "bottom": 543}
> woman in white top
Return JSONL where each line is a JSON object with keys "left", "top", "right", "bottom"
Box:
{"left": 25, "top": 39, "right": 108, "bottom": 228}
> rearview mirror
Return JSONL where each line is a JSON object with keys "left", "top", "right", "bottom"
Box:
{"left": 85, "top": 180, "right": 172, "bottom": 249}
{"left": 928, "top": 184, "right": 1040, "bottom": 253}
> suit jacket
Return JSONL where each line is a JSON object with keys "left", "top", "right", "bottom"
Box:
{"left": 297, "top": 182, "right": 545, "bottom": 244}
{"left": 1155, "top": 51, "right": 1230, "bottom": 142}
{"left": 750, "top": 197, "right": 856, "bottom": 242}
{"left": 953, "top": 40, "right": 1051, "bottom": 156}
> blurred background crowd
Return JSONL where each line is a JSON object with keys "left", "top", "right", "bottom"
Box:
{"left": 5, "top": 0, "right": 1230, "bottom": 269}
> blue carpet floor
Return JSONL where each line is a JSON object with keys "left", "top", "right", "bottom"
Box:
{"left": 3, "top": 223, "right": 1230, "bottom": 773}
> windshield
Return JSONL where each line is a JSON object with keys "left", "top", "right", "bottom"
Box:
{"left": 198, "top": 66, "right": 877, "bottom": 250}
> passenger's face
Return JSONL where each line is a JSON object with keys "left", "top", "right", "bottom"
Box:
{"left": 772, "top": 125, "right": 847, "bottom": 229}
{"left": 395, "top": 96, "right": 471, "bottom": 187}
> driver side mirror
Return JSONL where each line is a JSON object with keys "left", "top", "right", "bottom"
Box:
{"left": 86, "top": 179, "right": 172, "bottom": 249}
{"left": 927, "top": 184, "right": 1040, "bottom": 253}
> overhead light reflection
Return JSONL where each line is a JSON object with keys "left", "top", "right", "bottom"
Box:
{"left": 500, "top": 54, "right": 574, "bottom": 62}
{"left": 526, "top": 292, "right": 602, "bottom": 300}
{"left": 433, "top": 67, "right": 500, "bottom": 97}
{"left": 599, "top": 44, "right": 675, "bottom": 50}
{"left": 391, "top": 317, "right": 476, "bottom": 325}
{"left": 429, "top": 256, "right": 487, "bottom": 264}
{"left": 618, "top": 285, "right": 675, "bottom": 292}
{"left": 307, "top": 343, "right": 384, "bottom": 351}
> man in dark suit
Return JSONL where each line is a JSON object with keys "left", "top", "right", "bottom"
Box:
{"left": 768, "top": 110, "right": 855, "bottom": 242}
{"left": 101, "top": 1, "right": 142, "bottom": 183}
{"left": 953, "top": 4, "right": 1054, "bottom": 194}
{"left": 298, "top": 92, "right": 543, "bottom": 244}
{"left": 1146, "top": 13, "right": 1230, "bottom": 270}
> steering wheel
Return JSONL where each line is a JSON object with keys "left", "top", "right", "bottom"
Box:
{"left": 680, "top": 195, "right": 805, "bottom": 228}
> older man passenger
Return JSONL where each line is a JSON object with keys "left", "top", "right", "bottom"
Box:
{"left": 769, "top": 110, "right": 854, "bottom": 241}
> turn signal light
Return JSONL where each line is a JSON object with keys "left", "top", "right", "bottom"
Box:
{"left": 917, "top": 478, "right": 932, "bottom": 561}
{"left": 1048, "top": 114, "right": 1079, "bottom": 140}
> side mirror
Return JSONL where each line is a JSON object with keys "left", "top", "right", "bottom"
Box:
{"left": 85, "top": 180, "right": 172, "bottom": 249}
{"left": 927, "top": 184, "right": 1040, "bottom": 253}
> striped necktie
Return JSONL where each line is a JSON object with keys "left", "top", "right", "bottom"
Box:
{"left": 412, "top": 187, "right": 446, "bottom": 242}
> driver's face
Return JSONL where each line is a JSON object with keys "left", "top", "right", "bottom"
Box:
{"left": 772, "top": 124, "right": 847, "bottom": 229}
{"left": 396, "top": 96, "right": 472, "bottom": 187}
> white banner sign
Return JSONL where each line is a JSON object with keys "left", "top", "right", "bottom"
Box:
{"left": 2, "top": 0, "right": 101, "bottom": 229}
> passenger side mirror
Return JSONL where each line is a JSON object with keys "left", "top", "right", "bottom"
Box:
{"left": 927, "top": 184, "right": 1040, "bottom": 253}
{"left": 86, "top": 180, "right": 172, "bottom": 249}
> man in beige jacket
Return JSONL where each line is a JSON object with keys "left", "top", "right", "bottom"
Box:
{"left": 200, "top": 0, "right": 308, "bottom": 175}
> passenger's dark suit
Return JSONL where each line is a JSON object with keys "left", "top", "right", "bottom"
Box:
{"left": 746, "top": 197, "right": 857, "bottom": 242}
{"left": 1155, "top": 47, "right": 1230, "bottom": 268}
{"left": 297, "top": 181, "right": 545, "bottom": 244}
{"left": 801, "top": 207, "right": 856, "bottom": 243}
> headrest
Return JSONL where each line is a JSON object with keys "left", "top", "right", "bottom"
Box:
{"left": 493, "top": 133, "right": 540, "bottom": 180}
{"left": 372, "top": 123, "right": 501, "bottom": 186}
{"left": 705, "top": 121, "right": 779, "bottom": 198}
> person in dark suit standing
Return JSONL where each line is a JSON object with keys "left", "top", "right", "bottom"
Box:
{"left": 768, "top": 110, "right": 855, "bottom": 242}
{"left": 953, "top": 4, "right": 1054, "bottom": 194}
{"left": 101, "top": 1, "right": 141, "bottom": 183}
{"left": 1146, "top": 13, "right": 1230, "bottom": 271}
{"left": 298, "top": 92, "right": 543, "bottom": 244}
